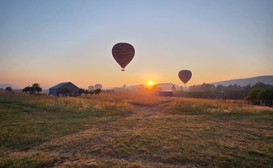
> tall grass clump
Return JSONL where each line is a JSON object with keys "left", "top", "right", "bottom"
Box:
{"left": 171, "top": 98, "right": 273, "bottom": 116}
{"left": 0, "top": 93, "right": 133, "bottom": 116}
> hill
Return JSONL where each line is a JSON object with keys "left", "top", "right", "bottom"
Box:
{"left": 212, "top": 75, "right": 273, "bottom": 86}
{"left": 0, "top": 84, "right": 14, "bottom": 89}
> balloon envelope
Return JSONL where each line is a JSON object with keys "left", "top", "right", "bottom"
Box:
{"left": 178, "top": 70, "right": 192, "bottom": 84}
{"left": 112, "top": 42, "right": 135, "bottom": 71}
{"left": 88, "top": 85, "right": 94, "bottom": 91}
{"left": 95, "top": 84, "right": 102, "bottom": 89}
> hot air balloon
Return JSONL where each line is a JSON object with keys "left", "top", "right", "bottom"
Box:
{"left": 95, "top": 84, "right": 102, "bottom": 89}
{"left": 88, "top": 85, "right": 94, "bottom": 91}
{"left": 112, "top": 42, "right": 135, "bottom": 71}
{"left": 178, "top": 70, "right": 192, "bottom": 85}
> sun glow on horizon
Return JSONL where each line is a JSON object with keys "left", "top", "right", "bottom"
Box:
{"left": 147, "top": 80, "right": 154, "bottom": 86}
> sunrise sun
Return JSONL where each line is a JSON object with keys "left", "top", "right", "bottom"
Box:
{"left": 147, "top": 80, "right": 154, "bottom": 86}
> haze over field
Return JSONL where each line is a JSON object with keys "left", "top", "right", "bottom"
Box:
{"left": 0, "top": 0, "right": 273, "bottom": 88}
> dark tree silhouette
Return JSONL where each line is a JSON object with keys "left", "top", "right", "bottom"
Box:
{"left": 78, "top": 88, "right": 85, "bottom": 95}
{"left": 94, "top": 89, "right": 101, "bottom": 95}
{"left": 23, "top": 86, "right": 32, "bottom": 93}
{"left": 32, "top": 83, "right": 42, "bottom": 93}
{"left": 22, "top": 83, "right": 42, "bottom": 94}
{"left": 78, "top": 88, "right": 90, "bottom": 95}
{"left": 175, "top": 82, "right": 273, "bottom": 106}
{"left": 5, "top": 87, "right": 12, "bottom": 91}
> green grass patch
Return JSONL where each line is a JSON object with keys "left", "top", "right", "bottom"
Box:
{"left": 0, "top": 94, "right": 132, "bottom": 154}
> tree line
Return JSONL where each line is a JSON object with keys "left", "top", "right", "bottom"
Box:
{"left": 174, "top": 82, "right": 273, "bottom": 106}
{"left": 20, "top": 83, "right": 101, "bottom": 96}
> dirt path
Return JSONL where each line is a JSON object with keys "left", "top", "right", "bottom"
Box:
{"left": 140, "top": 100, "right": 173, "bottom": 119}
{"left": 51, "top": 100, "right": 175, "bottom": 167}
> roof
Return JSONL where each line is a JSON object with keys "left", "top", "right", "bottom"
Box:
{"left": 160, "top": 90, "right": 173, "bottom": 92}
{"left": 49, "top": 82, "right": 70, "bottom": 90}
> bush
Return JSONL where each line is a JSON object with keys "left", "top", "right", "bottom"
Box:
{"left": 247, "top": 88, "right": 273, "bottom": 106}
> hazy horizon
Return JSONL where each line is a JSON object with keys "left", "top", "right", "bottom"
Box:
{"left": 1, "top": 0, "right": 273, "bottom": 89}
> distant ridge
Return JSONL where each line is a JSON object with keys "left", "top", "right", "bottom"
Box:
{"left": 212, "top": 75, "right": 273, "bottom": 86}
{"left": 0, "top": 84, "right": 14, "bottom": 89}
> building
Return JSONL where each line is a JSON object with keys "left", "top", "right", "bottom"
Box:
{"left": 48, "top": 82, "right": 79, "bottom": 97}
{"left": 159, "top": 90, "right": 173, "bottom": 97}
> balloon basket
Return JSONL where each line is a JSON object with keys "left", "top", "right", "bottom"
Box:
{"left": 121, "top": 68, "right": 125, "bottom": 71}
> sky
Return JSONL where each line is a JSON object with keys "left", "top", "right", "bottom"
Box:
{"left": 0, "top": 0, "right": 273, "bottom": 89}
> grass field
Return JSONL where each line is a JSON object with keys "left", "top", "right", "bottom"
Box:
{"left": 0, "top": 92, "right": 272, "bottom": 168}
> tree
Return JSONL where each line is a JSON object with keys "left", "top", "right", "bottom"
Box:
{"left": 22, "top": 83, "right": 42, "bottom": 94}
{"left": 32, "top": 83, "right": 42, "bottom": 93}
{"left": 83, "top": 89, "right": 89, "bottom": 95}
{"left": 78, "top": 88, "right": 89, "bottom": 95}
{"left": 258, "top": 88, "right": 273, "bottom": 106}
{"left": 93, "top": 89, "right": 101, "bottom": 95}
{"left": 89, "top": 90, "right": 94, "bottom": 95}
{"left": 246, "top": 88, "right": 261, "bottom": 105}
{"left": 5, "top": 87, "right": 12, "bottom": 92}
{"left": 23, "top": 86, "right": 32, "bottom": 94}
{"left": 78, "top": 88, "right": 85, "bottom": 95}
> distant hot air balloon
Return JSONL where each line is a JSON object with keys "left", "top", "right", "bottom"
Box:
{"left": 178, "top": 70, "right": 192, "bottom": 85}
{"left": 88, "top": 85, "right": 94, "bottom": 91}
{"left": 112, "top": 42, "right": 135, "bottom": 71}
{"left": 95, "top": 84, "right": 102, "bottom": 89}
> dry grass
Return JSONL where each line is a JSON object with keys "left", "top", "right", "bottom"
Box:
{"left": 0, "top": 93, "right": 272, "bottom": 167}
